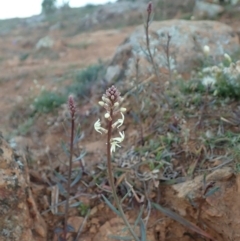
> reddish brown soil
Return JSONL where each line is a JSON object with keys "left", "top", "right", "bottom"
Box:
{"left": 1, "top": 4, "right": 240, "bottom": 241}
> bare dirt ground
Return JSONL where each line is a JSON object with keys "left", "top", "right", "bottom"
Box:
{"left": 0, "top": 25, "right": 134, "bottom": 134}
{"left": 1, "top": 2, "right": 240, "bottom": 241}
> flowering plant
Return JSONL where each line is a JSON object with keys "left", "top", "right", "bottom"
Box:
{"left": 94, "top": 86, "right": 140, "bottom": 241}
{"left": 94, "top": 85, "right": 127, "bottom": 153}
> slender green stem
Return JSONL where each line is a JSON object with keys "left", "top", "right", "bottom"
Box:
{"left": 107, "top": 110, "right": 140, "bottom": 241}
{"left": 63, "top": 117, "right": 75, "bottom": 240}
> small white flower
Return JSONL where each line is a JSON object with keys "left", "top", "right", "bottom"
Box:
{"left": 94, "top": 119, "right": 108, "bottom": 134}
{"left": 112, "top": 112, "right": 125, "bottom": 129}
{"left": 110, "top": 131, "right": 125, "bottom": 153}
{"left": 102, "top": 96, "right": 111, "bottom": 104}
{"left": 114, "top": 102, "right": 119, "bottom": 107}
{"left": 110, "top": 141, "right": 121, "bottom": 153}
{"left": 105, "top": 112, "right": 110, "bottom": 119}
{"left": 203, "top": 45, "right": 210, "bottom": 56}
{"left": 120, "top": 107, "right": 127, "bottom": 112}
{"left": 202, "top": 76, "right": 216, "bottom": 87}
{"left": 112, "top": 131, "right": 125, "bottom": 143}
{"left": 224, "top": 53, "right": 232, "bottom": 63}
{"left": 205, "top": 130, "right": 213, "bottom": 139}
{"left": 98, "top": 101, "right": 104, "bottom": 106}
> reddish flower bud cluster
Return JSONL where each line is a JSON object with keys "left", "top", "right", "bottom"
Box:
{"left": 68, "top": 95, "right": 76, "bottom": 118}
{"left": 147, "top": 1, "right": 152, "bottom": 15}
{"left": 105, "top": 85, "right": 121, "bottom": 104}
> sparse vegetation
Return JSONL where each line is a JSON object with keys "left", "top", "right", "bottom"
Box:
{"left": 182, "top": 56, "right": 240, "bottom": 99}
{"left": 1, "top": 0, "right": 240, "bottom": 241}
{"left": 12, "top": 117, "right": 35, "bottom": 136}
{"left": 28, "top": 62, "right": 105, "bottom": 115}
{"left": 32, "top": 90, "right": 67, "bottom": 113}
{"left": 67, "top": 62, "right": 105, "bottom": 99}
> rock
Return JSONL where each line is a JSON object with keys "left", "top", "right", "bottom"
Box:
{"left": 172, "top": 167, "right": 233, "bottom": 198}
{"left": 67, "top": 216, "right": 87, "bottom": 233}
{"left": 171, "top": 167, "right": 240, "bottom": 241}
{"left": 89, "top": 206, "right": 98, "bottom": 216}
{"left": 106, "top": 20, "right": 239, "bottom": 81}
{"left": 105, "top": 65, "right": 121, "bottom": 83}
{"left": 93, "top": 217, "right": 155, "bottom": 241}
{"left": 193, "top": 1, "right": 224, "bottom": 19}
{"left": 36, "top": 36, "right": 54, "bottom": 50}
{"left": 0, "top": 133, "right": 47, "bottom": 241}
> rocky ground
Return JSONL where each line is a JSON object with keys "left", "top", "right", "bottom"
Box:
{"left": 1, "top": 0, "right": 240, "bottom": 241}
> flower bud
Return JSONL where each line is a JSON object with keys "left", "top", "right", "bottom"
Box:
{"left": 68, "top": 95, "right": 76, "bottom": 119}
{"left": 120, "top": 107, "right": 127, "bottom": 112}
{"left": 102, "top": 96, "right": 111, "bottom": 105}
{"left": 102, "top": 96, "right": 107, "bottom": 102}
{"left": 203, "top": 45, "right": 210, "bottom": 56}
{"left": 147, "top": 1, "right": 152, "bottom": 15}
{"left": 114, "top": 102, "right": 119, "bottom": 107}
{"left": 104, "top": 112, "right": 110, "bottom": 119}
{"left": 224, "top": 53, "right": 232, "bottom": 63}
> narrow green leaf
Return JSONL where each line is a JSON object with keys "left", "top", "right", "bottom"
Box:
{"left": 54, "top": 171, "right": 67, "bottom": 183}
{"left": 108, "top": 235, "right": 133, "bottom": 240}
{"left": 70, "top": 170, "right": 82, "bottom": 187}
{"left": 205, "top": 186, "right": 220, "bottom": 198}
{"left": 74, "top": 151, "right": 86, "bottom": 162}
{"left": 134, "top": 205, "right": 144, "bottom": 229}
{"left": 57, "top": 182, "right": 66, "bottom": 195}
{"left": 74, "top": 129, "right": 84, "bottom": 144}
{"left": 140, "top": 219, "right": 146, "bottom": 241}
{"left": 70, "top": 201, "right": 82, "bottom": 207}
{"left": 102, "top": 194, "right": 121, "bottom": 216}
{"left": 152, "top": 202, "right": 216, "bottom": 240}
{"left": 67, "top": 224, "right": 75, "bottom": 232}
{"left": 203, "top": 172, "right": 207, "bottom": 187}
{"left": 61, "top": 141, "right": 69, "bottom": 157}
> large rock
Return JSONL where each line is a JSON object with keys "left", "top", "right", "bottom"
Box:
{"left": 171, "top": 167, "right": 240, "bottom": 241}
{"left": 106, "top": 20, "right": 239, "bottom": 82}
{"left": 0, "top": 133, "right": 46, "bottom": 241}
{"left": 36, "top": 36, "right": 54, "bottom": 50}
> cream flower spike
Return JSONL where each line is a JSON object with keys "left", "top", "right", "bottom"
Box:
{"left": 110, "top": 131, "right": 125, "bottom": 153}
{"left": 112, "top": 112, "right": 125, "bottom": 129}
{"left": 112, "top": 131, "right": 125, "bottom": 142}
{"left": 94, "top": 119, "right": 108, "bottom": 134}
{"left": 110, "top": 141, "right": 121, "bottom": 153}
